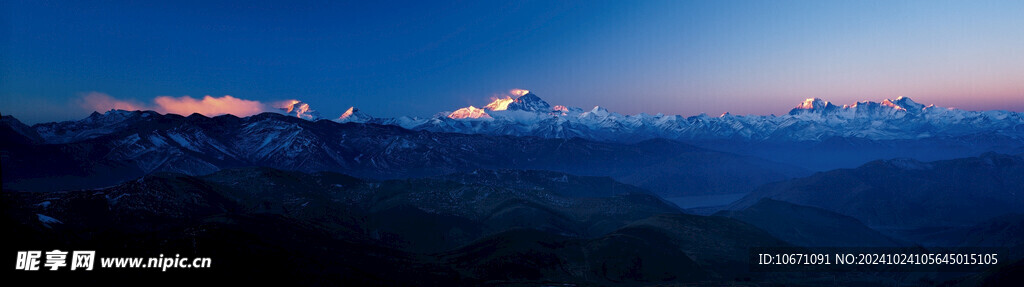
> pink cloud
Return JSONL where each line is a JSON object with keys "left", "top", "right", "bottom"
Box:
{"left": 154, "top": 95, "right": 267, "bottom": 117}
{"left": 80, "top": 92, "right": 274, "bottom": 117}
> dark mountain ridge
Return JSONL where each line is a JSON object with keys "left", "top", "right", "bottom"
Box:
{"left": 1, "top": 111, "right": 804, "bottom": 197}
{"left": 732, "top": 153, "right": 1024, "bottom": 229}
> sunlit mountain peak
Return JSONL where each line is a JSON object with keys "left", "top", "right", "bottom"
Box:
{"left": 448, "top": 106, "right": 492, "bottom": 119}
{"left": 278, "top": 100, "right": 321, "bottom": 120}
{"left": 484, "top": 96, "right": 514, "bottom": 111}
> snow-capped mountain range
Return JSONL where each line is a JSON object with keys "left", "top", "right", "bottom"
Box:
{"left": 17, "top": 90, "right": 1024, "bottom": 147}
{"left": 1, "top": 110, "right": 800, "bottom": 196}
{"left": 5, "top": 90, "right": 1024, "bottom": 193}
{"left": 270, "top": 90, "right": 1024, "bottom": 144}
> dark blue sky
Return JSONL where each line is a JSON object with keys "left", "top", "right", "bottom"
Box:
{"left": 3, "top": 0, "right": 1024, "bottom": 123}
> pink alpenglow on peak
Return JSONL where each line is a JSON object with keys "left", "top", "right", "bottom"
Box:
{"left": 789, "top": 98, "right": 839, "bottom": 115}
{"left": 482, "top": 89, "right": 534, "bottom": 111}
{"left": 278, "top": 100, "right": 321, "bottom": 120}
{"left": 789, "top": 97, "right": 930, "bottom": 116}
{"left": 795, "top": 98, "right": 832, "bottom": 110}
{"left": 336, "top": 107, "right": 373, "bottom": 123}
{"left": 449, "top": 88, "right": 544, "bottom": 119}
{"left": 484, "top": 97, "right": 514, "bottom": 111}
{"left": 448, "top": 106, "right": 492, "bottom": 119}
{"left": 880, "top": 99, "right": 908, "bottom": 111}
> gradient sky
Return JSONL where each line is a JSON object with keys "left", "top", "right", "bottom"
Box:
{"left": 3, "top": 0, "right": 1024, "bottom": 123}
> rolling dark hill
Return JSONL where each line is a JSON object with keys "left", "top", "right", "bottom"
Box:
{"left": 5, "top": 167, "right": 683, "bottom": 254}
{"left": 731, "top": 153, "right": 1024, "bottom": 229}
{"left": 715, "top": 198, "right": 905, "bottom": 247}
{"left": 440, "top": 212, "right": 792, "bottom": 285}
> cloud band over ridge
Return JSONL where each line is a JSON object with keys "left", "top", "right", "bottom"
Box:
{"left": 80, "top": 92, "right": 292, "bottom": 117}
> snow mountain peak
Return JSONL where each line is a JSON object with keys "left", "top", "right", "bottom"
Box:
{"left": 447, "top": 89, "right": 555, "bottom": 119}
{"left": 891, "top": 96, "right": 925, "bottom": 111}
{"left": 789, "top": 98, "right": 838, "bottom": 115}
{"left": 336, "top": 107, "right": 373, "bottom": 123}
{"left": 448, "top": 106, "right": 492, "bottom": 120}
{"left": 279, "top": 100, "right": 321, "bottom": 121}
{"left": 505, "top": 92, "right": 551, "bottom": 112}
